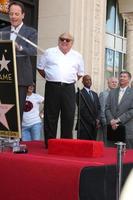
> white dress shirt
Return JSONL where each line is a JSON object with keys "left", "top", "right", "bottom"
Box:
{"left": 10, "top": 22, "right": 23, "bottom": 41}
{"left": 84, "top": 87, "right": 94, "bottom": 101}
{"left": 118, "top": 86, "right": 127, "bottom": 104}
{"left": 37, "top": 46, "right": 84, "bottom": 83}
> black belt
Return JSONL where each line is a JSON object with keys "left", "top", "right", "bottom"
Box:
{"left": 46, "top": 81, "right": 74, "bottom": 86}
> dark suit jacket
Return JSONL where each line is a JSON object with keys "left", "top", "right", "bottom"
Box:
{"left": 0, "top": 24, "right": 37, "bottom": 86}
{"left": 76, "top": 88, "right": 101, "bottom": 139}
{"left": 106, "top": 87, "right": 133, "bottom": 139}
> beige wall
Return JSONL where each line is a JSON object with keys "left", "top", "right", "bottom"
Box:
{"left": 38, "top": 0, "right": 71, "bottom": 49}
{"left": 69, "top": 0, "right": 107, "bottom": 93}
{"left": 118, "top": 0, "right": 133, "bottom": 13}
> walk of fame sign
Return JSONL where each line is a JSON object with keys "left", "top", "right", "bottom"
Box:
{"left": 0, "top": 40, "right": 21, "bottom": 138}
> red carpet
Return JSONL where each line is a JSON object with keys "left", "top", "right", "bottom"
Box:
{"left": 0, "top": 141, "right": 133, "bottom": 200}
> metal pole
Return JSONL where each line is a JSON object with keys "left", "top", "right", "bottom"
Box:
{"left": 115, "top": 142, "right": 126, "bottom": 200}
{"left": 13, "top": 31, "right": 45, "bottom": 53}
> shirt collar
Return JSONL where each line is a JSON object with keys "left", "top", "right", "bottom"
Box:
{"left": 11, "top": 22, "right": 23, "bottom": 33}
{"left": 119, "top": 86, "right": 128, "bottom": 92}
{"left": 84, "top": 87, "right": 91, "bottom": 92}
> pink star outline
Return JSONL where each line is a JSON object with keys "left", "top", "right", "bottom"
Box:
{"left": 0, "top": 54, "right": 10, "bottom": 72}
{"left": 0, "top": 103, "right": 14, "bottom": 130}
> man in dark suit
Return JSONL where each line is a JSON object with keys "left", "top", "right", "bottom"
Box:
{"left": 106, "top": 71, "right": 133, "bottom": 149}
{"left": 76, "top": 75, "right": 101, "bottom": 140}
{"left": 0, "top": 1, "right": 37, "bottom": 120}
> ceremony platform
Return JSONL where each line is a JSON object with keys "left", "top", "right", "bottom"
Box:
{"left": 0, "top": 141, "right": 133, "bottom": 200}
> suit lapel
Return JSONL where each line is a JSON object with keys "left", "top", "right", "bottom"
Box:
{"left": 15, "top": 24, "right": 25, "bottom": 43}
{"left": 82, "top": 88, "right": 96, "bottom": 113}
{"left": 80, "top": 89, "right": 96, "bottom": 119}
{"left": 119, "top": 87, "right": 130, "bottom": 105}
{"left": 115, "top": 88, "right": 119, "bottom": 105}
{"left": 82, "top": 88, "right": 93, "bottom": 104}
{"left": 2, "top": 27, "right": 11, "bottom": 40}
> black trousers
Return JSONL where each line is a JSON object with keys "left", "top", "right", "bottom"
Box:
{"left": 77, "top": 123, "right": 97, "bottom": 140}
{"left": 44, "top": 81, "right": 76, "bottom": 145}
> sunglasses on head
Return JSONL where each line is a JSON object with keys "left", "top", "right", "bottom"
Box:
{"left": 59, "top": 37, "right": 72, "bottom": 42}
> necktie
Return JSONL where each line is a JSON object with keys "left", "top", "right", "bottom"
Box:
{"left": 89, "top": 90, "right": 94, "bottom": 101}
{"left": 118, "top": 88, "right": 124, "bottom": 103}
{"left": 10, "top": 31, "right": 17, "bottom": 41}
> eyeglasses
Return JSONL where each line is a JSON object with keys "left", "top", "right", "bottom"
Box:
{"left": 59, "top": 37, "right": 72, "bottom": 42}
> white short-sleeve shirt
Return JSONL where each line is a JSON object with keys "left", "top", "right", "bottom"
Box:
{"left": 37, "top": 46, "right": 84, "bottom": 83}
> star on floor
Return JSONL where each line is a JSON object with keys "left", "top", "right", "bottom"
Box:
{"left": 0, "top": 54, "right": 10, "bottom": 72}
{"left": 0, "top": 102, "right": 14, "bottom": 130}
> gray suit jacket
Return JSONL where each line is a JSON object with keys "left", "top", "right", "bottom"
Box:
{"left": 105, "top": 87, "right": 133, "bottom": 139}
{"left": 0, "top": 24, "right": 37, "bottom": 86}
{"left": 99, "top": 89, "right": 110, "bottom": 126}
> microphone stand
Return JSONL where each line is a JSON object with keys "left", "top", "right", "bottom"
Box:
{"left": 77, "top": 87, "right": 81, "bottom": 138}
{"left": 13, "top": 31, "right": 45, "bottom": 53}
{"left": 0, "top": 31, "right": 44, "bottom": 53}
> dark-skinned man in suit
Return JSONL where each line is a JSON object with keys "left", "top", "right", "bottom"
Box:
{"left": 76, "top": 75, "right": 101, "bottom": 140}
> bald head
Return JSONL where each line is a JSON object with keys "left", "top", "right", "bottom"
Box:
{"left": 58, "top": 32, "right": 74, "bottom": 54}
{"left": 82, "top": 75, "right": 92, "bottom": 88}
{"left": 107, "top": 77, "right": 118, "bottom": 89}
{"left": 59, "top": 32, "right": 74, "bottom": 41}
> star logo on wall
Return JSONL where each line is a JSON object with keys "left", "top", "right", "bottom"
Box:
{"left": 0, "top": 54, "right": 10, "bottom": 72}
{"left": 0, "top": 102, "right": 14, "bottom": 130}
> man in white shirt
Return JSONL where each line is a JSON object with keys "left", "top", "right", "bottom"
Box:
{"left": 38, "top": 32, "right": 84, "bottom": 148}
{"left": 106, "top": 71, "right": 133, "bottom": 148}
